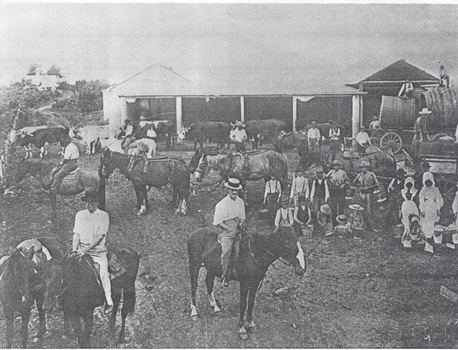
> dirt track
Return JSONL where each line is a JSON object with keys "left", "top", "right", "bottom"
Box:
{"left": 2, "top": 143, "right": 458, "bottom": 348}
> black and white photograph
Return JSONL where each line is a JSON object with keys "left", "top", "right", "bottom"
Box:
{"left": 1, "top": 1, "right": 458, "bottom": 348}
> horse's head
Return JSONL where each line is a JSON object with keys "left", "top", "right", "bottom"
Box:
{"left": 100, "top": 149, "right": 114, "bottom": 178}
{"left": 271, "top": 229, "right": 306, "bottom": 276}
{"left": 5, "top": 248, "right": 35, "bottom": 308}
{"left": 42, "top": 259, "right": 63, "bottom": 313}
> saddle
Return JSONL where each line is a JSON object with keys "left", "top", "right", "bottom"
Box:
{"left": 61, "top": 167, "right": 79, "bottom": 182}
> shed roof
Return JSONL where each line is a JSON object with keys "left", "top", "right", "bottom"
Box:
{"left": 105, "top": 63, "right": 361, "bottom": 97}
{"left": 346, "top": 59, "right": 439, "bottom": 88}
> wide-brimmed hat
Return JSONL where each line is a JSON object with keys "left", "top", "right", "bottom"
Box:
{"left": 224, "top": 178, "right": 242, "bottom": 190}
{"left": 419, "top": 107, "right": 432, "bottom": 115}
{"left": 349, "top": 203, "right": 364, "bottom": 211}
{"left": 232, "top": 120, "right": 246, "bottom": 128}
{"left": 320, "top": 204, "right": 331, "bottom": 215}
{"left": 359, "top": 160, "right": 370, "bottom": 168}
{"left": 81, "top": 191, "right": 99, "bottom": 203}
{"left": 332, "top": 160, "right": 342, "bottom": 167}
{"left": 336, "top": 214, "right": 348, "bottom": 224}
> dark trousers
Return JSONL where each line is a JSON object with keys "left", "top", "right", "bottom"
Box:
{"left": 50, "top": 160, "right": 78, "bottom": 190}
{"left": 330, "top": 188, "right": 346, "bottom": 223}
{"left": 235, "top": 142, "right": 246, "bottom": 152}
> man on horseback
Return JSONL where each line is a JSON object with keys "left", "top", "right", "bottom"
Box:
{"left": 72, "top": 192, "right": 113, "bottom": 314}
{"left": 127, "top": 140, "right": 149, "bottom": 175}
{"left": 213, "top": 178, "right": 246, "bottom": 287}
{"left": 121, "top": 119, "right": 140, "bottom": 154}
{"left": 50, "top": 136, "right": 79, "bottom": 193}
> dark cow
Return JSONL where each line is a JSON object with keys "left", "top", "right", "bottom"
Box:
{"left": 184, "top": 121, "right": 232, "bottom": 149}
{"left": 245, "top": 119, "right": 287, "bottom": 149}
{"left": 139, "top": 120, "right": 175, "bottom": 149}
{"left": 19, "top": 126, "right": 70, "bottom": 158}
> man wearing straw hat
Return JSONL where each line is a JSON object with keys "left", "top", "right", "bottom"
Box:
{"left": 326, "top": 159, "right": 350, "bottom": 222}
{"left": 213, "top": 178, "right": 246, "bottom": 287}
{"left": 310, "top": 166, "right": 330, "bottom": 214}
{"left": 230, "top": 121, "right": 248, "bottom": 152}
{"left": 353, "top": 160, "right": 379, "bottom": 225}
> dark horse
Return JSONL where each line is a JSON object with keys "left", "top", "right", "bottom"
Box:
{"left": 42, "top": 247, "right": 139, "bottom": 347}
{"left": 188, "top": 227, "right": 306, "bottom": 339}
{"left": 0, "top": 238, "right": 59, "bottom": 348}
{"left": 101, "top": 149, "right": 190, "bottom": 216}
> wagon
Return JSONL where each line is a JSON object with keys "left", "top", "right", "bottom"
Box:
{"left": 372, "top": 87, "right": 458, "bottom": 154}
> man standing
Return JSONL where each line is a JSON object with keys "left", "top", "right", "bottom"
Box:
{"left": 386, "top": 168, "right": 406, "bottom": 228}
{"left": 353, "top": 160, "right": 379, "bottom": 225}
{"left": 72, "top": 192, "right": 113, "bottom": 314}
{"left": 310, "top": 167, "right": 330, "bottom": 214}
{"left": 230, "top": 121, "right": 248, "bottom": 152}
{"left": 325, "top": 160, "right": 350, "bottom": 221}
{"left": 213, "top": 178, "right": 246, "bottom": 287}
{"left": 307, "top": 121, "right": 321, "bottom": 154}
{"left": 290, "top": 165, "right": 310, "bottom": 207}
{"left": 328, "top": 122, "right": 341, "bottom": 163}
{"left": 50, "top": 136, "right": 79, "bottom": 192}
{"left": 398, "top": 79, "right": 414, "bottom": 98}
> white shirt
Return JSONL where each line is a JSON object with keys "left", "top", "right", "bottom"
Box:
{"left": 369, "top": 120, "right": 380, "bottom": 130}
{"left": 231, "top": 128, "right": 248, "bottom": 143}
{"left": 356, "top": 131, "right": 370, "bottom": 145}
{"left": 64, "top": 142, "right": 80, "bottom": 160}
{"left": 213, "top": 195, "right": 246, "bottom": 226}
{"left": 307, "top": 127, "right": 320, "bottom": 139}
{"left": 274, "top": 208, "right": 294, "bottom": 227}
{"left": 73, "top": 209, "right": 109, "bottom": 253}
{"left": 290, "top": 176, "right": 309, "bottom": 198}
{"left": 265, "top": 179, "right": 281, "bottom": 195}
{"left": 455, "top": 124, "right": 458, "bottom": 141}
{"left": 329, "top": 127, "right": 340, "bottom": 140}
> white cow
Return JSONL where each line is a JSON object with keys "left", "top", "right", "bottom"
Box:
{"left": 73, "top": 125, "right": 111, "bottom": 155}
{"left": 106, "top": 138, "right": 156, "bottom": 157}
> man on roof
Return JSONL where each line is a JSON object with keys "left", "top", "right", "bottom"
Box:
{"left": 398, "top": 79, "right": 414, "bottom": 98}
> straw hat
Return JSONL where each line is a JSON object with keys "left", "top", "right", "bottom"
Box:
{"left": 232, "top": 120, "right": 246, "bottom": 128}
{"left": 349, "top": 203, "right": 364, "bottom": 211}
{"left": 320, "top": 204, "right": 331, "bottom": 215}
{"left": 419, "top": 107, "right": 432, "bottom": 115}
{"left": 224, "top": 178, "right": 242, "bottom": 190}
{"left": 332, "top": 160, "right": 342, "bottom": 167}
{"left": 359, "top": 160, "right": 370, "bottom": 168}
{"left": 336, "top": 214, "right": 348, "bottom": 225}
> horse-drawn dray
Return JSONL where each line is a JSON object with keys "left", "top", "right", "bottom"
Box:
{"left": 371, "top": 87, "right": 458, "bottom": 154}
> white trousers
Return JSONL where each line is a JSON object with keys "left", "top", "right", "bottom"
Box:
{"left": 85, "top": 250, "right": 113, "bottom": 305}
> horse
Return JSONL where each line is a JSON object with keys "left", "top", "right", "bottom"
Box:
{"left": 187, "top": 226, "right": 306, "bottom": 339}
{"left": 100, "top": 149, "right": 190, "bottom": 216}
{"left": 189, "top": 148, "right": 289, "bottom": 188}
{"left": 0, "top": 238, "right": 60, "bottom": 348}
{"left": 272, "top": 131, "right": 309, "bottom": 157}
{"left": 41, "top": 247, "right": 139, "bottom": 347}
{"left": 14, "top": 158, "right": 104, "bottom": 213}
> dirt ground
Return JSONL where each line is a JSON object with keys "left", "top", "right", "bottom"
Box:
{"left": 2, "top": 141, "right": 458, "bottom": 348}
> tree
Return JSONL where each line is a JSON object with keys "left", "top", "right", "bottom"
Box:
{"left": 47, "top": 65, "right": 61, "bottom": 76}
{"left": 77, "top": 80, "right": 109, "bottom": 113}
{"left": 27, "top": 63, "right": 39, "bottom": 75}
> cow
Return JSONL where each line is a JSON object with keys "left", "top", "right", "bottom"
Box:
{"left": 71, "top": 125, "right": 111, "bottom": 155}
{"left": 18, "top": 126, "right": 70, "bottom": 159}
{"left": 180, "top": 121, "right": 232, "bottom": 149}
{"left": 139, "top": 120, "right": 175, "bottom": 149}
{"left": 245, "top": 119, "right": 288, "bottom": 149}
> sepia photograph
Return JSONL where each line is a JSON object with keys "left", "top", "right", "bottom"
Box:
{"left": 1, "top": 1, "right": 458, "bottom": 348}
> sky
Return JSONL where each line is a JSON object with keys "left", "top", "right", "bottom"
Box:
{"left": 0, "top": 3, "right": 458, "bottom": 89}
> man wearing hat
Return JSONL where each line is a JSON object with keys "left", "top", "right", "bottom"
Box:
{"left": 326, "top": 160, "right": 350, "bottom": 221}
{"left": 353, "top": 160, "right": 379, "bottom": 224}
{"left": 274, "top": 195, "right": 295, "bottom": 234}
{"left": 213, "top": 178, "right": 246, "bottom": 287}
{"left": 290, "top": 165, "right": 310, "bottom": 207}
{"left": 413, "top": 108, "right": 432, "bottom": 143}
{"left": 230, "top": 121, "right": 248, "bottom": 152}
{"left": 327, "top": 121, "right": 342, "bottom": 163}
{"left": 355, "top": 128, "right": 371, "bottom": 154}
{"left": 293, "top": 196, "right": 312, "bottom": 236}
{"left": 314, "top": 203, "right": 333, "bottom": 237}
{"left": 49, "top": 136, "right": 80, "bottom": 193}
{"left": 398, "top": 79, "right": 414, "bottom": 98}
{"left": 386, "top": 168, "right": 406, "bottom": 228}
{"left": 310, "top": 166, "right": 330, "bottom": 214}
{"left": 72, "top": 191, "right": 113, "bottom": 314}
{"left": 307, "top": 121, "right": 321, "bottom": 154}
{"left": 121, "top": 119, "right": 141, "bottom": 154}
{"left": 369, "top": 116, "right": 381, "bottom": 131}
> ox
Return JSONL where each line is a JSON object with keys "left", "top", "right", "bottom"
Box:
{"left": 16, "top": 126, "right": 70, "bottom": 159}
{"left": 179, "top": 121, "right": 232, "bottom": 149}
{"left": 71, "top": 125, "right": 111, "bottom": 155}
{"left": 245, "top": 119, "right": 287, "bottom": 149}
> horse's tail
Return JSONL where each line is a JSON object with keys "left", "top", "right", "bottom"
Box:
{"left": 123, "top": 250, "right": 140, "bottom": 314}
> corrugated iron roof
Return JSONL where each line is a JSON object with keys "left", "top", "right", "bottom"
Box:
{"left": 105, "top": 63, "right": 360, "bottom": 97}
{"left": 346, "top": 59, "right": 439, "bottom": 88}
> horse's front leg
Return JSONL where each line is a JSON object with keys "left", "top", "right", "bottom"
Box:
{"left": 135, "top": 185, "right": 147, "bottom": 216}
{"left": 189, "top": 260, "right": 201, "bottom": 320}
{"left": 20, "top": 310, "right": 31, "bottom": 348}
{"left": 245, "top": 279, "right": 261, "bottom": 332}
{"left": 5, "top": 311, "right": 14, "bottom": 349}
{"left": 119, "top": 301, "right": 130, "bottom": 343}
{"left": 81, "top": 311, "right": 94, "bottom": 348}
{"left": 35, "top": 296, "right": 47, "bottom": 342}
{"left": 238, "top": 279, "right": 249, "bottom": 340}
{"left": 206, "top": 272, "right": 220, "bottom": 313}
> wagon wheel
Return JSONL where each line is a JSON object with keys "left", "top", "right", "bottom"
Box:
{"left": 437, "top": 177, "right": 457, "bottom": 208}
{"left": 380, "top": 132, "right": 403, "bottom": 154}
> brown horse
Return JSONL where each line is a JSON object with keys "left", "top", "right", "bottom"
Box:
{"left": 190, "top": 149, "right": 288, "bottom": 188}
{"left": 272, "top": 132, "right": 309, "bottom": 157}
{"left": 100, "top": 149, "right": 190, "bottom": 215}
{"left": 14, "top": 158, "right": 104, "bottom": 212}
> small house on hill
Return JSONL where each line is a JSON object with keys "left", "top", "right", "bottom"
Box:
{"left": 346, "top": 59, "right": 439, "bottom": 126}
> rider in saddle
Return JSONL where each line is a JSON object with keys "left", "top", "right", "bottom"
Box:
{"left": 230, "top": 121, "right": 248, "bottom": 153}
{"left": 50, "top": 136, "right": 79, "bottom": 193}
{"left": 120, "top": 119, "right": 140, "bottom": 153}
{"left": 127, "top": 141, "right": 149, "bottom": 175}
{"left": 213, "top": 178, "right": 246, "bottom": 287}
{"left": 72, "top": 192, "right": 113, "bottom": 314}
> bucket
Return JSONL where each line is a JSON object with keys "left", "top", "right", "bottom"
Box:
{"left": 345, "top": 187, "right": 356, "bottom": 200}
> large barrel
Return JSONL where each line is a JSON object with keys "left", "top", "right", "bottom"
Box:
{"left": 422, "top": 87, "right": 458, "bottom": 128}
{"left": 379, "top": 95, "right": 416, "bottom": 128}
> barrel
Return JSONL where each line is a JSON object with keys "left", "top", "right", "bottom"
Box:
{"left": 422, "top": 87, "right": 458, "bottom": 128}
{"left": 380, "top": 95, "right": 416, "bottom": 128}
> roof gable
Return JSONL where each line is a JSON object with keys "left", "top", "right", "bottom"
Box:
{"left": 347, "top": 60, "right": 438, "bottom": 88}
